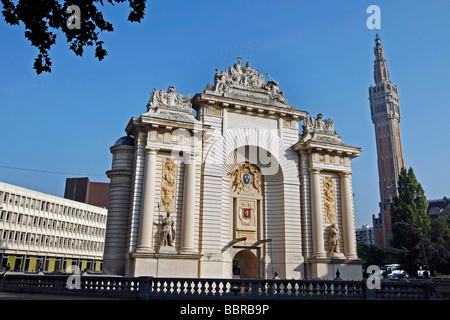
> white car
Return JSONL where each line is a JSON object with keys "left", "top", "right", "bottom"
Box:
{"left": 389, "top": 269, "right": 408, "bottom": 280}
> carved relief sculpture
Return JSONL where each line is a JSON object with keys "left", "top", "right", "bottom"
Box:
{"left": 238, "top": 201, "right": 256, "bottom": 228}
{"left": 230, "top": 163, "right": 261, "bottom": 195}
{"left": 161, "top": 158, "right": 177, "bottom": 212}
{"left": 323, "top": 176, "right": 337, "bottom": 224}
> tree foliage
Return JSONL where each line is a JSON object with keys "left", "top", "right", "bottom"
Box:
{"left": 390, "top": 167, "right": 432, "bottom": 276}
{"left": 1, "top": 0, "right": 146, "bottom": 74}
{"left": 391, "top": 167, "right": 430, "bottom": 234}
{"left": 357, "top": 242, "right": 386, "bottom": 273}
{"left": 430, "top": 216, "right": 450, "bottom": 274}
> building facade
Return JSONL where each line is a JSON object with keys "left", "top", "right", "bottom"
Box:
{"left": 103, "top": 60, "right": 363, "bottom": 280}
{"left": 369, "top": 35, "right": 405, "bottom": 250}
{"left": 356, "top": 224, "right": 376, "bottom": 246}
{"left": 0, "top": 181, "right": 107, "bottom": 272}
{"left": 427, "top": 197, "right": 450, "bottom": 220}
{"left": 64, "top": 177, "right": 110, "bottom": 209}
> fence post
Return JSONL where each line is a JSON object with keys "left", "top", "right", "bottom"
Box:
{"left": 0, "top": 273, "right": 5, "bottom": 291}
{"left": 425, "top": 279, "right": 441, "bottom": 300}
{"left": 363, "top": 282, "right": 376, "bottom": 300}
{"left": 251, "top": 281, "right": 259, "bottom": 298}
{"left": 53, "top": 275, "right": 65, "bottom": 293}
{"left": 138, "top": 276, "right": 153, "bottom": 300}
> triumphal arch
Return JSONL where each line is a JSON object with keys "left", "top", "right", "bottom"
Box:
{"left": 103, "top": 59, "right": 363, "bottom": 280}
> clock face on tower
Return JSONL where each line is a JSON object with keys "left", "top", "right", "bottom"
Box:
{"left": 384, "top": 183, "right": 394, "bottom": 197}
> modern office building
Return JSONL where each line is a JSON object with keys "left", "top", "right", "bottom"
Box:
{"left": 64, "top": 177, "right": 110, "bottom": 209}
{"left": 0, "top": 181, "right": 107, "bottom": 272}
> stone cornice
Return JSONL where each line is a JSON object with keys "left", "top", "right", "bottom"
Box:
{"left": 193, "top": 91, "right": 308, "bottom": 120}
{"left": 294, "top": 140, "right": 361, "bottom": 158}
{"left": 105, "top": 169, "right": 133, "bottom": 178}
{"left": 307, "top": 257, "right": 365, "bottom": 264}
{"left": 125, "top": 115, "right": 211, "bottom": 137}
{"left": 130, "top": 251, "right": 203, "bottom": 260}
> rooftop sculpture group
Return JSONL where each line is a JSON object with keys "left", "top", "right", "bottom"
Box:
{"left": 303, "top": 113, "right": 337, "bottom": 135}
{"left": 209, "top": 58, "right": 288, "bottom": 104}
{"left": 147, "top": 85, "right": 194, "bottom": 114}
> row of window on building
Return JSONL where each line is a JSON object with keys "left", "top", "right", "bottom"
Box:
{"left": 0, "top": 190, "right": 106, "bottom": 224}
{"left": 355, "top": 224, "right": 376, "bottom": 246}
{"left": 372, "top": 103, "right": 400, "bottom": 115}
{"left": 0, "top": 228, "right": 104, "bottom": 253}
{"left": 0, "top": 210, "right": 105, "bottom": 238}
{"left": 370, "top": 84, "right": 398, "bottom": 94}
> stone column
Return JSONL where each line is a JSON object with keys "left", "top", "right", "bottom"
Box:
{"left": 180, "top": 153, "right": 196, "bottom": 253}
{"left": 340, "top": 172, "right": 357, "bottom": 258}
{"left": 103, "top": 141, "right": 134, "bottom": 275}
{"left": 309, "top": 168, "right": 326, "bottom": 258}
{"left": 136, "top": 147, "right": 158, "bottom": 252}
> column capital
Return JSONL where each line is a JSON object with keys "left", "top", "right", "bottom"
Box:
{"left": 308, "top": 168, "right": 321, "bottom": 174}
{"left": 339, "top": 171, "right": 352, "bottom": 178}
{"left": 183, "top": 151, "right": 198, "bottom": 164}
{"left": 144, "top": 147, "right": 159, "bottom": 155}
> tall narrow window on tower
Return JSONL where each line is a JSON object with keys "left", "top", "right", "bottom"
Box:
{"left": 369, "top": 35, "right": 405, "bottom": 250}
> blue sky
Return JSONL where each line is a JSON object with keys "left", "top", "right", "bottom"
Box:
{"left": 0, "top": 0, "right": 449, "bottom": 227}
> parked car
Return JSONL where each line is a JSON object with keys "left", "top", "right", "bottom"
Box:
{"left": 417, "top": 270, "right": 430, "bottom": 278}
{"left": 381, "top": 264, "right": 402, "bottom": 278}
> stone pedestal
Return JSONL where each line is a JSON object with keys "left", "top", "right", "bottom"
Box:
{"left": 131, "top": 252, "right": 203, "bottom": 278}
{"left": 157, "top": 245, "right": 177, "bottom": 254}
{"left": 308, "top": 258, "right": 364, "bottom": 280}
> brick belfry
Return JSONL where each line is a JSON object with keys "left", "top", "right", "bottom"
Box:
{"left": 370, "top": 34, "right": 405, "bottom": 250}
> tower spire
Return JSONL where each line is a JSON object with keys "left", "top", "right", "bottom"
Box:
{"left": 369, "top": 35, "right": 405, "bottom": 250}
{"left": 373, "top": 34, "right": 390, "bottom": 84}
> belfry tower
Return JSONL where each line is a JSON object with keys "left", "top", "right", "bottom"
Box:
{"left": 369, "top": 34, "right": 405, "bottom": 250}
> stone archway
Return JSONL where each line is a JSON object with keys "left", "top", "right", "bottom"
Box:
{"left": 232, "top": 250, "right": 258, "bottom": 279}
{"left": 199, "top": 127, "right": 303, "bottom": 279}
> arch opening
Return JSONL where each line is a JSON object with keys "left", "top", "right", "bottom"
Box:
{"left": 232, "top": 250, "right": 258, "bottom": 279}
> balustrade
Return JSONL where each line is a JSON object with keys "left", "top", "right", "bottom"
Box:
{"left": 0, "top": 273, "right": 441, "bottom": 300}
